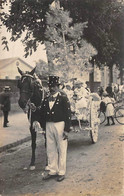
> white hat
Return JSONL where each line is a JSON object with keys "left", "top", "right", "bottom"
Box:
{"left": 74, "top": 80, "right": 83, "bottom": 85}
{"left": 3, "top": 86, "right": 11, "bottom": 91}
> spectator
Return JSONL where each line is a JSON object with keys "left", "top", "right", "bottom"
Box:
{"left": 106, "top": 86, "right": 115, "bottom": 99}
{"left": 113, "top": 85, "right": 122, "bottom": 101}
{"left": 97, "top": 86, "right": 104, "bottom": 99}
{"left": 102, "top": 92, "right": 115, "bottom": 126}
{"left": 1, "top": 86, "right": 11, "bottom": 127}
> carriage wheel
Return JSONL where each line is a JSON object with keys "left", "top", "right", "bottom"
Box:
{"left": 90, "top": 100, "right": 99, "bottom": 143}
{"left": 90, "top": 121, "right": 98, "bottom": 143}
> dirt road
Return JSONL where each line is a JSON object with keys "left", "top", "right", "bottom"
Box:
{"left": 0, "top": 123, "right": 124, "bottom": 196}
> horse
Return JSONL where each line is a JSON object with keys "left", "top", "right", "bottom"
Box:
{"left": 17, "top": 67, "right": 45, "bottom": 170}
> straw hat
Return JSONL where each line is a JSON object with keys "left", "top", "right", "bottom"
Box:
{"left": 3, "top": 86, "right": 11, "bottom": 91}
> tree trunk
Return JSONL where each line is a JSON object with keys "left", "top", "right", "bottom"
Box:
{"left": 109, "top": 64, "right": 113, "bottom": 86}
{"left": 119, "top": 64, "right": 124, "bottom": 85}
{"left": 89, "top": 71, "right": 94, "bottom": 92}
{"left": 44, "top": 41, "right": 54, "bottom": 74}
{"left": 89, "top": 61, "right": 95, "bottom": 92}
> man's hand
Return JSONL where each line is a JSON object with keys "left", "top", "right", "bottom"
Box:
{"left": 63, "top": 132, "right": 68, "bottom": 140}
{"left": 33, "top": 121, "right": 44, "bottom": 134}
{"left": 30, "top": 103, "right": 36, "bottom": 112}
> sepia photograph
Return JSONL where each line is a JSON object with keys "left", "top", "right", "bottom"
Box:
{"left": 0, "top": 0, "right": 124, "bottom": 195}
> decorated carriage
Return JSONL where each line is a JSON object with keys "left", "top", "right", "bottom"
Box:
{"left": 63, "top": 78, "right": 100, "bottom": 143}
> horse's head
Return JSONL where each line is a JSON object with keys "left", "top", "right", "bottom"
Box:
{"left": 17, "top": 67, "right": 36, "bottom": 110}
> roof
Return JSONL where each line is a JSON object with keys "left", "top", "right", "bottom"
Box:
{"left": 0, "top": 57, "right": 33, "bottom": 70}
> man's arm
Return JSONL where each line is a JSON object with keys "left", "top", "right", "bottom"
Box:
{"left": 37, "top": 99, "right": 47, "bottom": 131}
{"left": 63, "top": 96, "right": 71, "bottom": 133}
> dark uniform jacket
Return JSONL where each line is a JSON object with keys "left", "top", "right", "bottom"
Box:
{"left": 0, "top": 92, "right": 11, "bottom": 112}
{"left": 40, "top": 93, "right": 71, "bottom": 132}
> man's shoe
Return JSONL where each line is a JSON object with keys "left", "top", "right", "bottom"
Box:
{"left": 57, "top": 175, "right": 65, "bottom": 182}
{"left": 42, "top": 174, "right": 54, "bottom": 180}
{"left": 111, "top": 122, "right": 115, "bottom": 125}
{"left": 3, "top": 125, "right": 8, "bottom": 127}
{"left": 105, "top": 124, "right": 110, "bottom": 126}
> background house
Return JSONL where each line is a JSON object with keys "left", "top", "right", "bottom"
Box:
{"left": 0, "top": 57, "right": 33, "bottom": 112}
{"left": 0, "top": 57, "right": 33, "bottom": 80}
{"left": 0, "top": 57, "right": 33, "bottom": 91}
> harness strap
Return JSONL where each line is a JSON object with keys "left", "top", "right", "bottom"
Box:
{"left": 106, "top": 102, "right": 112, "bottom": 105}
{"left": 28, "top": 108, "right": 32, "bottom": 126}
{"left": 26, "top": 88, "right": 45, "bottom": 126}
{"left": 23, "top": 74, "right": 34, "bottom": 78}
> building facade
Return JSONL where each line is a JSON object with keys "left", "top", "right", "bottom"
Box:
{"left": 0, "top": 57, "right": 33, "bottom": 80}
{"left": 0, "top": 58, "right": 33, "bottom": 112}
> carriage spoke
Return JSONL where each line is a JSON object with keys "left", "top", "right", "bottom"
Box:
{"left": 115, "top": 107, "right": 124, "bottom": 125}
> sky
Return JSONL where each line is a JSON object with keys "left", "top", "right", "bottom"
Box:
{"left": 0, "top": 26, "right": 47, "bottom": 67}
{"left": 0, "top": 2, "right": 47, "bottom": 67}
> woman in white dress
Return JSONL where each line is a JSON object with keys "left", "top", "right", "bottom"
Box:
{"left": 103, "top": 93, "right": 115, "bottom": 126}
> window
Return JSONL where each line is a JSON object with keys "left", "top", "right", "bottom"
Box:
{"left": 5, "top": 76, "right": 9, "bottom": 79}
{"left": 15, "top": 76, "right": 20, "bottom": 80}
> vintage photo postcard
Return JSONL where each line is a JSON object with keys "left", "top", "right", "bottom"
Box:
{"left": 0, "top": 0, "right": 124, "bottom": 196}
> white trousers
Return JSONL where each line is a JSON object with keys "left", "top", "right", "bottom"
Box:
{"left": 46, "top": 121, "right": 68, "bottom": 175}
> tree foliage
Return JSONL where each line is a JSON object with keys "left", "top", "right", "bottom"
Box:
{"left": 60, "top": 0, "right": 124, "bottom": 68}
{"left": 44, "top": 7, "right": 97, "bottom": 80}
{"left": 35, "top": 59, "right": 49, "bottom": 77}
{"left": 0, "top": 0, "right": 53, "bottom": 57}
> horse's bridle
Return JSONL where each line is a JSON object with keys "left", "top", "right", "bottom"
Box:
{"left": 19, "top": 74, "right": 44, "bottom": 113}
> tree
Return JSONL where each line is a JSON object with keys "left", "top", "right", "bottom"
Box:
{"left": 35, "top": 59, "right": 49, "bottom": 77}
{"left": 44, "top": 6, "right": 97, "bottom": 81}
{"left": 60, "top": 0, "right": 124, "bottom": 84}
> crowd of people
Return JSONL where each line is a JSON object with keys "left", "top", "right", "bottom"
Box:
{"left": 97, "top": 84, "right": 124, "bottom": 101}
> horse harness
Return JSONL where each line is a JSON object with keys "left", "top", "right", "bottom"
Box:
{"left": 18, "top": 74, "right": 45, "bottom": 117}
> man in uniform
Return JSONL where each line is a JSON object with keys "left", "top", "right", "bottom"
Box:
{"left": 41, "top": 76, "right": 71, "bottom": 182}
{"left": 1, "top": 86, "right": 11, "bottom": 127}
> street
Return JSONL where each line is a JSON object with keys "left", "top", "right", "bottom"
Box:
{"left": 0, "top": 119, "right": 124, "bottom": 196}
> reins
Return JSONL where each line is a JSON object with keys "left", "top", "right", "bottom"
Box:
{"left": 27, "top": 88, "right": 44, "bottom": 125}
{"left": 26, "top": 86, "right": 45, "bottom": 124}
